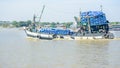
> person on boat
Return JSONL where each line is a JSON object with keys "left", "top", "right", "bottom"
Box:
{"left": 81, "top": 26, "right": 86, "bottom": 36}
{"left": 103, "top": 20, "right": 110, "bottom": 38}
{"left": 105, "top": 20, "right": 109, "bottom": 33}
{"left": 29, "top": 23, "right": 37, "bottom": 32}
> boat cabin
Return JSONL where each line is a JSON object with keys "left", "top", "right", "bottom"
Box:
{"left": 80, "top": 11, "right": 109, "bottom": 34}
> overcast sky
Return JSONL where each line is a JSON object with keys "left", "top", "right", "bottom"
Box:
{"left": 0, "top": 0, "right": 120, "bottom": 22}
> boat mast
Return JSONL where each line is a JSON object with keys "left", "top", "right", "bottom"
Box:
{"left": 87, "top": 16, "right": 91, "bottom": 33}
{"left": 85, "top": 12, "right": 91, "bottom": 34}
{"left": 38, "top": 5, "right": 45, "bottom": 26}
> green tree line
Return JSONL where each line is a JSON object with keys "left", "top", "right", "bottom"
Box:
{"left": 0, "top": 20, "right": 73, "bottom": 28}
{"left": 12, "top": 20, "right": 32, "bottom": 27}
{"left": 109, "top": 22, "right": 120, "bottom": 25}
{"left": 0, "top": 21, "right": 119, "bottom": 28}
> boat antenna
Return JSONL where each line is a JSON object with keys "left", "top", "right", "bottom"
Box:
{"left": 33, "top": 14, "right": 36, "bottom": 23}
{"left": 79, "top": 8, "right": 81, "bottom": 27}
{"left": 38, "top": 5, "right": 45, "bottom": 26}
{"left": 79, "top": 8, "right": 81, "bottom": 16}
{"left": 100, "top": 5, "right": 103, "bottom": 11}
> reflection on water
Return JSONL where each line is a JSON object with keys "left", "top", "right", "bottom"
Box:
{"left": 0, "top": 28, "right": 120, "bottom": 68}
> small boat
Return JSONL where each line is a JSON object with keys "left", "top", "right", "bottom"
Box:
{"left": 111, "top": 25, "right": 120, "bottom": 31}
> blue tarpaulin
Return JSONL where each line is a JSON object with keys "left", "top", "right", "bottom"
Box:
{"left": 39, "top": 28, "right": 73, "bottom": 35}
{"left": 80, "top": 11, "right": 107, "bottom": 26}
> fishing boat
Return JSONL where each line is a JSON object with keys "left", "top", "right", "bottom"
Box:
{"left": 24, "top": 6, "right": 114, "bottom": 40}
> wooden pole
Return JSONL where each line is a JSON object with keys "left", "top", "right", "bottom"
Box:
{"left": 87, "top": 16, "right": 91, "bottom": 33}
